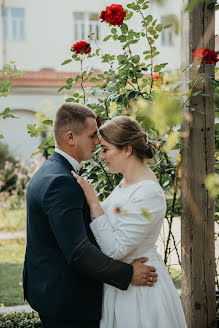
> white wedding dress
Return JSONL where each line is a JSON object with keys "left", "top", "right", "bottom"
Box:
{"left": 90, "top": 180, "right": 187, "bottom": 328}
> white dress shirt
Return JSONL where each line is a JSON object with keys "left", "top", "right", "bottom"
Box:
{"left": 54, "top": 147, "right": 81, "bottom": 173}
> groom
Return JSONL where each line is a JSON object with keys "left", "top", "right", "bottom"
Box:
{"left": 23, "top": 103, "right": 158, "bottom": 328}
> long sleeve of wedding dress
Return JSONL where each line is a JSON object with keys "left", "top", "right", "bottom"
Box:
{"left": 90, "top": 182, "right": 166, "bottom": 260}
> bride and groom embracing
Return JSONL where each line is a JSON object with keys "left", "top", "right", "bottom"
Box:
{"left": 23, "top": 103, "right": 187, "bottom": 328}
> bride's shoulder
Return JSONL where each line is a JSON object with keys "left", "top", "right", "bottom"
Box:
{"left": 130, "top": 180, "right": 165, "bottom": 201}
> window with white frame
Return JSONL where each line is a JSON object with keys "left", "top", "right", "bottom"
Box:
{"left": 161, "top": 16, "right": 174, "bottom": 46}
{"left": 73, "top": 12, "right": 101, "bottom": 42}
{"left": 1, "top": 8, "right": 25, "bottom": 41}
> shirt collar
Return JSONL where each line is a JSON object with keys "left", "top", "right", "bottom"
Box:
{"left": 54, "top": 147, "right": 81, "bottom": 173}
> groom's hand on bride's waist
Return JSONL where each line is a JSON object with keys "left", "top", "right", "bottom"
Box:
{"left": 130, "top": 257, "right": 158, "bottom": 287}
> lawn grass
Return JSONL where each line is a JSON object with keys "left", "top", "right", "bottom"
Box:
{"left": 0, "top": 208, "right": 26, "bottom": 232}
{"left": 169, "top": 266, "right": 181, "bottom": 290}
{"left": 0, "top": 238, "right": 27, "bottom": 306}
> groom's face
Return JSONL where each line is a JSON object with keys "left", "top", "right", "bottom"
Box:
{"left": 74, "top": 117, "right": 99, "bottom": 162}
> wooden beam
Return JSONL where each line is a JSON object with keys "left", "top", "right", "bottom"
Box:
{"left": 181, "top": 1, "right": 216, "bottom": 327}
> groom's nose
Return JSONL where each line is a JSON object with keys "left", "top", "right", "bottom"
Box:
{"left": 94, "top": 135, "right": 100, "bottom": 145}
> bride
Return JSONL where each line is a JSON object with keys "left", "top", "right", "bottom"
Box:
{"left": 72, "top": 116, "right": 187, "bottom": 328}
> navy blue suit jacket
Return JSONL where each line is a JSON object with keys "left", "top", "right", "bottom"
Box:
{"left": 23, "top": 152, "right": 133, "bottom": 320}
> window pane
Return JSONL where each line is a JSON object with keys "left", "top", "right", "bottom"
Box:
{"left": 75, "top": 12, "right": 84, "bottom": 20}
{"left": 11, "top": 8, "right": 24, "bottom": 18}
{"left": 20, "top": 20, "right": 24, "bottom": 40}
{"left": 1, "top": 8, "right": 8, "bottom": 17}
{"left": 90, "top": 13, "right": 98, "bottom": 21}
{"left": 12, "top": 20, "right": 17, "bottom": 40}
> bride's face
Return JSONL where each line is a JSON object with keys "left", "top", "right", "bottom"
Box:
{"left": 99, "top": 137, "right": 127, "bottom": 173}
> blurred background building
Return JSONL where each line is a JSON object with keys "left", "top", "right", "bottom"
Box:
{"left": 0, "top": 0, "right": 217, "bottom": 160}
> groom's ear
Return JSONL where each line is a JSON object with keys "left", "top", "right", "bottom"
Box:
{"left": 65, "top": 131, "right": 75, "bottom": 146}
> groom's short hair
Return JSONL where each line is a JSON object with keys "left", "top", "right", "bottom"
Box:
{"left": 54, "top": 103, "right": 96, "bottom": 144}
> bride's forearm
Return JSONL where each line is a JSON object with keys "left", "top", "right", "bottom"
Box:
{"left": 90, "top": 202, "right": 104, "bottom": 220}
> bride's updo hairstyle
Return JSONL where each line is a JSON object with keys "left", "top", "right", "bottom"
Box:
{"left": 99, "top": 116, "right": 157, "bottom": 160}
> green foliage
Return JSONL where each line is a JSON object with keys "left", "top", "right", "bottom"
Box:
{"left": 0, "top": 312, "right": 41, "bottom": 327}
{"left": 0, "top": 62, "right": 24, "bottom": 138}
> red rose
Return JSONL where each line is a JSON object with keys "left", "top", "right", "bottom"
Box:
{"left": 193, "top": 48, "right": 219, "bottom": 65}
{"left": 71, "top": 41, "right": 91, "bottom": 55}
{"left": 96, "top": 116, "right": 102, "bottom": 128}
{"left": 153, "top": 74, "right": 164, "bottom": 83}
{"left": 99, "top": 4, "right": 126, "bottom": 26}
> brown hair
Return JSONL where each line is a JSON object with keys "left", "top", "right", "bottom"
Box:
{"left": 54, "top": 103, "right": 96, "bottom": 144}
{"left": 99, "top": 116, "right": 157, "bottom": 160}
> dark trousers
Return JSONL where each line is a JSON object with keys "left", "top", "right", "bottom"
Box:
{"left": 39, "top": 314, "right": 99, "bottom": 328}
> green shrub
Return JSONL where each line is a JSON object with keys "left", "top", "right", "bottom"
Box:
{"left": 0, "top": 311, "right": 42, "bottom": 328}
{"left": 0, "top": 142, "right": 15, "bottom": 169}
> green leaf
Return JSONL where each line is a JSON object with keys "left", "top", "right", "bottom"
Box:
{"left": 90, "top": 77, "right": 100, "bottom": 83}
{"left": 47, "top": 148, "right": 54, "bottom": 155}
{"left": 66, "top": 78, "right": 73, "bottom": 85}
{"left": 31, "top": 151, "right": 39, "bottom": 158}
{"left": 103, "top": 35, "right": 112, "bottom": 42}
{"left": 144, "top": 55, "right": 151, "bottom": 60}
{"left": 111, "top": 28, "right": 117, "bottom": 34}
{"left": 155, "top": 24, "right": 163, "bottom": 32}
{"left": 98, "top": 74, "right": 105, "bottom": 79}
{"left": 2, "top": 107, "right": 10, "bottom": 115}
{"left": 154, "top": 65, "right": 161, "bottom": 72}
{"left": 121, "top": 23, "right": 128, "bottom": 34}
{"left": 146, "top": 15, "right": 153, "bottom": 22}
{"left": 136, "top": 72, "right": 144, "bottom": 78}
{"left": 75, "top": 75, "right": 81, "bottom": 82}
{"left": 58, "top": 86, "right": 66, "bottom": 92}
{"left": 138, "top": 0, "right": 145, "bottom": 3}
{"left": 132, "top": 55, "right": 140, "bottom": 64}
{"left": 0, "top": 134, "right": 4, "bottom": 139}
{"left": 124, "top": 12, "right": 133, "bottom": 20}
{"left": 118, "top": 35, "right": 127, "bottom": 42}
{"left": 42, "top": 120, "right": 53, "bottom": 126}
{"left": 142, "top": 4, "right": 149, "bottom": 9}
{"left": 27, "top": 124, "right": 37, "bottom": 137}
{"left": 117, "top": 55, "right": 127, "bottom": 64}
{"left": 129, "top": 40, "right": 139, "bottom": 44}
{"left": 132, "top": 4, "right": 140, "bottom": 10}
{"left": 113, "top": 35, "right": 118, "bottom": 40}
{"left": 61, "top": 59, "right": 72, "bottom": 65}
{"left": 65, "top": 98, "right": 75, "bottom": 102}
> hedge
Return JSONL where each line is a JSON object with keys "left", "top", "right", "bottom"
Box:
{"left": 0, "top": 311, "right": 42, "bottom": 328}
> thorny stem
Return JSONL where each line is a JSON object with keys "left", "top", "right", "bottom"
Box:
{"left": 164, "top": 165, "right": 179, "bottom": 265}
{"left": 80, "top": 59, "right": 86, "bottom": 104}
{"left": 98, "top": 160, "right": 114, "bottom": 190}
{"left": 136, "top": 3, "right": 154, "bottom": 97}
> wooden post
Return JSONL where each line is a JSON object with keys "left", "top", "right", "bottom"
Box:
{"left": 181, "top": 1, "right": 216, "bottom": 327}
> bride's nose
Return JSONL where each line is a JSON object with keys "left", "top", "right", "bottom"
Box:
{"left": 99, "top": 151, "right": 104, "bottom": 160}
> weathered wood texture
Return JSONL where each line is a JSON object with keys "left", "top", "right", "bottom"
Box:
{"left": 181, "top": 1, "right": 216, "bottom": 327}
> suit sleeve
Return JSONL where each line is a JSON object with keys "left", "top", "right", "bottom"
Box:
{"left": 42, "top": 175, "right": 133, "bottom": 290}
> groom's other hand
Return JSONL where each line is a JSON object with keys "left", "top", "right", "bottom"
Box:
{"left": 130, "top": 257, "right": 158, "bottom": 287}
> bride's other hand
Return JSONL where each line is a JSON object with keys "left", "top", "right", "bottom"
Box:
{"left": 71, "top": 171, "right": 104, "bottom": 219}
